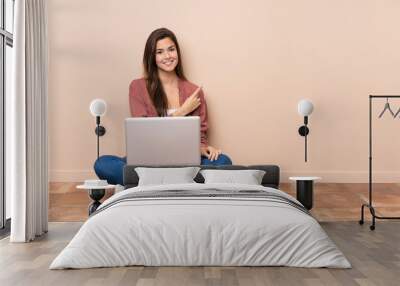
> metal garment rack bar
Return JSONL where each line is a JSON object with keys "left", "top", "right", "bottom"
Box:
{"left": 359, "top": 95, "right": 400, "bottom": 230}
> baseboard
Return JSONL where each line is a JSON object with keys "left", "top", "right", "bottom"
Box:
{"left": 50, "top": 170, "right": 97, "bottom": 182}
{"left": 50, "top": 169, "right": 399, "bottom": 183}
{"left": 281, "top": 171, "right": 400, "bottom": 183}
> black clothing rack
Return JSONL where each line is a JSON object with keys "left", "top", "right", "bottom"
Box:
{"left": 359, "top": 95, "right": 400, "bottom": 230}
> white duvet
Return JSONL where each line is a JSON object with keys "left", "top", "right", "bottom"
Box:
{"left": 50, "top": 183, "right": 351, "bottom": 269}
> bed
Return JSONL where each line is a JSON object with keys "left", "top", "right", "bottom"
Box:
{"left": 50, "top": 165, "right": 350, "bottom": 269}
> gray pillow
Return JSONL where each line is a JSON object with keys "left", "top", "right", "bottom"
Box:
{"left": 135, "top": 167, "right": 201, "bottom": 186}
{"left": 200, "top": 169, "right": 266, "bottom": 185}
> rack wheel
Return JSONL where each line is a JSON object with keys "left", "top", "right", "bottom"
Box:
{"left": 359, "top": 220, "right": 364, "bottom": 225}
{"left": 370, "top": 225, "right": 375, "bottom": 231}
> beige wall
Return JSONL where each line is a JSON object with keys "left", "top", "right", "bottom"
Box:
{"left": 48, "top": 0, "right": 400, "bottom": 182}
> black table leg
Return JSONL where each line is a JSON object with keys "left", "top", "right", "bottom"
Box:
{"left": 296, "top": 180, "right": 313, "bottom": 210}
{"left": 88, "top": 189, "right": 105, "bottom": 215}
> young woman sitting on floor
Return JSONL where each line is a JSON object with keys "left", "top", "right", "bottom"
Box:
{"left": 94, "top": 28, "right": 232, "bottom": 185}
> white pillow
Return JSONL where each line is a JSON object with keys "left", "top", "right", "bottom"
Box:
{"left": 135, "top": 167, "right": 201, "bottom": 186}
{"left": 200, "top": 169, "right": 266, "bottom": 185}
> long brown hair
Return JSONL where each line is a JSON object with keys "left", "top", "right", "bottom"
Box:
{"left": 143, "top": 28, "right": 186, "bottom": 116}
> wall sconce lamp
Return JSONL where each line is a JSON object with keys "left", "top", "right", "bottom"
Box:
{"left": 89, "top": 99, "right": 107, "bottom": 160}
{"left": 297, "top": 99, "right": 314, "bottom": 162}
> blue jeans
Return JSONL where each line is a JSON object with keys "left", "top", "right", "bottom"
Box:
{"left": 94, "top": 154, "right": 233, "bottom": 185}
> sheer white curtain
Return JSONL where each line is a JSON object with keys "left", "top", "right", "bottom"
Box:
{"left": 9, "top": 0, "right": 48, "bottom": 242}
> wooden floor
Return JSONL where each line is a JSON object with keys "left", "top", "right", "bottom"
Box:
{"left": 49, "top": 182, "right": 400, "bottom": 222}
{"left": 1, "top": 221, "right": 400, "bottom": 286}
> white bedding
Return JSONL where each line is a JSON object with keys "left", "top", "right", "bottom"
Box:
{"left": 50, "top": 183, "right": 351, "bottom": 269}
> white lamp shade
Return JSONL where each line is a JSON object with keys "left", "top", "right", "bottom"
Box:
{"left": 90, "top": 99, "right": 107, "bottom": 117}
{"left": 297, "top": 100, "right": 314, "bottom": 116}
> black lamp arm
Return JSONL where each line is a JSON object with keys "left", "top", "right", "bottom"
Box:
{"left": 94, "top": 116, "right": 106, "bottom": 160}
{"left": 94, "top": 116, "right": 106, "bottom": 136}
{"left": 298, "top": 116, "right": 310, "bottom": 162}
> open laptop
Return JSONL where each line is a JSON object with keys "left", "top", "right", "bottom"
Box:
{"left": 125, "top": 117, "right": 201, "bottom": 165}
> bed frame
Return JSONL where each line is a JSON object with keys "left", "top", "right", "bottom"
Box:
{"left": 123, "top": 165, "right": 280, "bottom": 189}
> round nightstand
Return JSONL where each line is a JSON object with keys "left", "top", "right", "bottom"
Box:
{"left": 77, "top": 184, "right": 115, "bottom": 215}
{"left": 289, "top": 177, "right": 321, "bottom": 210}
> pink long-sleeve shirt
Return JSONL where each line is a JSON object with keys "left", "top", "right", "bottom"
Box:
{"left": 129, "top": 78, "right": 208, "bottom": 147}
